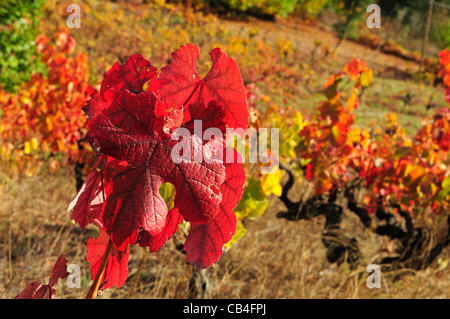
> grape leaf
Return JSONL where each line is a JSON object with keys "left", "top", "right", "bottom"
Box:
{"left": 15, "top": 282, "right": 54, "bottom": 299}
{"left": 138, "top": 207, "right": 184, "bottom": 252}
{"left": 80, "top": 73, "right": 227, "bottom": 251}
{"left": 343, "top": 59, "right": 367, "bottom": 80}
{"left": 184, "top": 101, "right": 227, "bottom": 136}
{"left": 70, "top": 44, "right": 248, "bottom": 272}
{"left": 100, "top": 53, "right": 157, "bottom": 99}
{"left": 185, "top": 148, "right": 246, "bottom": 270}
{"left": 68, "top": 159, "right": 106, "bottom": 229}
{"left": 16, "top": 255, "right": 69, "bottom": 299}
{"left": 159, "top": 44, "right": 249, "bottom": 131}
{"left": 86, "top": 229, "right": 129, "bottom": 290}
{"left": 88, "top": 109, "right": 226, "bottom": 250}
{"left": 48, "top": 255, "right": 71, "bottom": 287}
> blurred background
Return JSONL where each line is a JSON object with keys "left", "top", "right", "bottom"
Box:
{"left": 0, "top": 0, "right": 449, "bottom": 299}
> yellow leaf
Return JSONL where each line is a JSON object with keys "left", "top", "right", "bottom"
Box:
{"left": 260, "top": 168, "right": 282, "bottom": 196}
{"left": 431, "top": 183, "right": 437, "bottom": 196}
{"left": 360, "top": 68, "right": 373, "bottom": 87}
{"left": 417, "top": 185, "right": 424, "bottom": 198}
{"left": 30, "top": 137, "right": 39, "bottom": 151}
{"left": 57, "top": 140, "right": 65, "bottom": 151}
{"left": 293, "top": 111, "right": 305, "bottom": 131}
{"left": 224, "top": 220, "right": 247, "bottom": 249}
{"left": 438, "top": 258, "right": 448, "bottom": 271}
{"left": 404, "top": 164, "right": 413, "bottom": 177}
{"left": 24, "top": 141, "right": 31, "bottom": 155}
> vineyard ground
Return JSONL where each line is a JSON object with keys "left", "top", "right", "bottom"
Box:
{"left": 1, "top": 172, "right": 448, "bottom": 299}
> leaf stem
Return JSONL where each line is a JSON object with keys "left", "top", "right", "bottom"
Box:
{"left": 85, "top": 237, "right": 114, "bottom": 299}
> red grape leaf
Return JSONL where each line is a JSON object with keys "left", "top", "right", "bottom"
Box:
{"left": 71, "top": 45, "right": 248, "bottom": 271}
{"left": 48, "top": 255, "right": 70, "bottom": 287}
{"left": 331, "top": 122, "right": 348, "bottom": 146}
{"left": 159, "top": 44, "right": 248, "bottom": 131}
{"left": 100, "top": 162, "right": 168, "bottom": 250}
{"left": 100, "top": 53, "right": 157, "bottom": 99}
{"left": 68, "top": 161, "right": 105, "bottom": 229}
{"left": 68, "top": 156, "right": 125, "bottom": 229}
{"left": 184, "top": 101, "right": 227, "bottom": 136}
{"left": 220, "top": 149, "right": 247, "bottom": 210}
{"left": 439, "top": 48, "right": 450, "bottom": 66}
{"left": 83, "top": 92, "right": 110, "bottom": 120}
{"left": 16, "top": 255, "right": 69, "bottom": 299}
{"left": 84, "top": 89, "right": 226, "bottom": 251}
{"left": 343, "top": 59, "right": 367, "bottom": 80}
{"left": 138, "top": 207, "right": 184, "bottom": 252}
{"left": 86, "top": 228, "right": 129, "bottom": 290}
{"left": 15, "top": 282, "right": 55, "bottom": 299}
{"left": 184, "top": 148, "right": 245, "bottom": 270}
{"left": 106, "top": 89, "right": 165, "bottom": 134}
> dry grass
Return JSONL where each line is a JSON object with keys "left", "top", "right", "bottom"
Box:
{"left": 0, "top": 171, "right": 449, "bottom": 299}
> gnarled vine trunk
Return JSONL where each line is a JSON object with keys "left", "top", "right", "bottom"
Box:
{"left": 276, "top": 163, "right": 450, "bottom": 271}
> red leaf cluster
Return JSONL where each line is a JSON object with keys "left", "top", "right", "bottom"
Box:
{"left": 68, "top": 44, "right": 248, "bottom": 288}
{"left": 439, "top": 48, "right": 450, "bottom": 103}
{"left": 298, "top": 56, "right": 450, "bottom": 216}
{"left": 1, "top": 28, "right": 94, "bottom": 158}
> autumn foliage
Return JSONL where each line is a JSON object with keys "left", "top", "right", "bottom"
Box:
{"left": 276, "top": 55, "right": 450, "bottom": 268}
{"left": 66, "top": 44, "right": 248, "bottom": 293}
{"left": 10, "top": 18, "right": 450, "bottom": 297}
{"left": 439, "top": 48, "right": 450, "bottom": 103}
{"left": 296, "top": 58, "right": 449, "bottom": 216}
{"left": 0, "top": 28, "right": 95, "bottom": 175}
